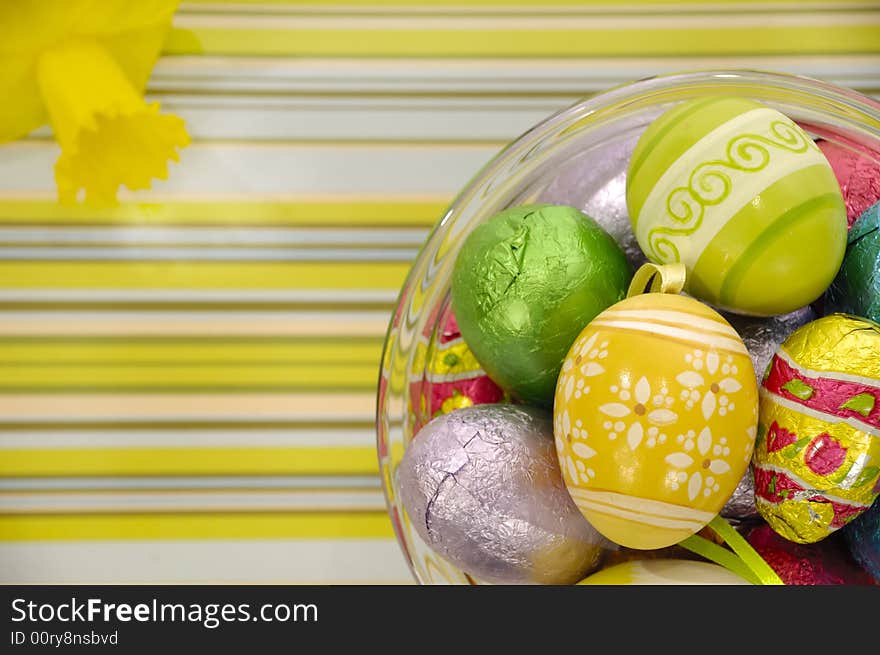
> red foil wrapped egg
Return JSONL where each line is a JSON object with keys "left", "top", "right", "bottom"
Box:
{"left": 817, "top": 139, "right": 880, "bottom": 229}
{"left": 747, "top": 524, "right": 876, "bottom": 585}
{"left": 409, "top": 306, "right": 505, "bottom": 434}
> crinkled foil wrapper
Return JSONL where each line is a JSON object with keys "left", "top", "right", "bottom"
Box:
{"left": 724, "top": 306, "right": 818, "bottom": 384}
{"left": 818, "top": 140, "right": 880, "bottom": 228}
{"left": 845, "top": 498, "right": 880, "bottom": 582}
{"left": 717, "top": 309, "right": 817, "bottom": 520}
{"left": 397, "top": 404, "right": 608, "bottom": 584}
{"left": 826, "top": 200, "right": 880, "bottom": 324}
{"left": 747, "top": 524, "right": 876, "bottom": 585}
{"left": 409, "top": 309, "right": 505, "bottom": 434}
{"left": 721, "top": 466, "right": 759, "bottom": 520}
{"left": 451, "top": 204, "right": 631, "bottom": 408}
{"left": 754, "top": 315, "right": 880, "bottom": 543}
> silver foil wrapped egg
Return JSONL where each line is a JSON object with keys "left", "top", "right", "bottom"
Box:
{"left": 397, "top": 404, "right": 606, "bottom": 584}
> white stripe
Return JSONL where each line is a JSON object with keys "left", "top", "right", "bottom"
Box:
{"left": 0, "top": 311, "right": 390, "bottom": 336}
{"left": 136, "top": 95, "right": 564, "bottom": 142}
{"left": 0, "top": 393, "right": 376, "bottom": 423}
{"left": 590, "top": 318, "right": 748, "bottom": 354}
{"left": 571, "top": 497, "right": 705, "bottom": 531}
{"left": 754, "top": 463, "right": 872, "bottom": 507}
{"left": 0, "top": 429, "right": 377, "bottom": 449}
{"left": 0, "top": 142, "right": 499, "bottom": 196}
{"left": 776, "top": 348, "right": 880, "bottom": 390}
{"left": 0, "top": 540, "right": 413, "bottom": 584}
{"left": 637, "top": 108, "right": 827, "bottom": 268}
{"left": 0, "top": 226, "right": 429, "bottom": 246}
{"left": 0, "top": 490, "right": 386, "bottom": 513}
{"left": 568, "top": 488, "right": 716, "bottom": 522}
{"left": 0, "top": 289, "right": 398, "bottom": 303}
{"left": 599, "top": 308, "right": 739, "bottom": 338}
{"left": 0, "top": 247, "right": 417, "bottom": 261}
{"left": 762, "top": 390, "right": 880, "bottom": 438}
{"left": 0, "top": 476, "right": 380, "bottom": 491}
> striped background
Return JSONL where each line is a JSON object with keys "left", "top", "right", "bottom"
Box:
{"left": 0, "top": 1, "right": 878, "bottom": 584}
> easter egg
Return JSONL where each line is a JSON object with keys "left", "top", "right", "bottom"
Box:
{"left": 554, "top": 292, "right": 759, "bottom": 550}
{"left": 747, "top": 524, "right": 876, "bottom": 585}
{"left": 826, "top": 200, "right": 880, "bottom": 324}
{"left": 578, "top": 559, "right": 751, "bottom": 585}
{"left": 408, "top": 308, "right": 505, "bottom": 434}
{"left": 627, "top": 96, "right": 847, "bottom": 317}
{"left": 817, "top": 139, "right": 880, "bottom": 228}
{"left": 397, "top": 404, "right": 606, "bottom": 584}
{"left": 451, "top": 204, "right": 631, "bottom": 407}
{"left": 845, "top": 497, "right": 880, "bottom": 582}
{"left": 754, "top": 315, "right": 880, "bottom": 543}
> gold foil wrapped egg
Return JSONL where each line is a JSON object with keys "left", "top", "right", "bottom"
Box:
{"left": 754, "top": 314, "right": 880, "bottom": 543}
{"left": 554, "top": 292, "right": 759, "bottom": 550}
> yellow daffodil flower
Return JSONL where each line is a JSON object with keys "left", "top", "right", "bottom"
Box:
{"left": 0, "top": 0, "right": 190, "bottom": 204}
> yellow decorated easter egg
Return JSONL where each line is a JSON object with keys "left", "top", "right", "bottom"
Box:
{"left": 554, "top": 292, "right": 760, "bottom": 549}
{"left": 578, "top": 559, "right": 751, "bottom": 585}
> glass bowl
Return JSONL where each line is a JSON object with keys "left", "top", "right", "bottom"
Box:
{"left": 376, "top": 70, "right": 880, "bottom": 585}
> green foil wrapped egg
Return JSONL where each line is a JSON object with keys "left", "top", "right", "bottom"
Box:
{"left": 826, "top": 200, "right": 880, "bottom": 323}
{"left": 450, "top": 204, "right": 631, "bottom": 407}
{"left": 627, "top": 96, "right": 847, "bottom": 317}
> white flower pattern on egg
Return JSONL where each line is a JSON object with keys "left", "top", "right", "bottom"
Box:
{"left": 664, "top": 427, "right": 732, "bottom": 501}
{"left": 558, "top": 333, "right": 609, "bottom": 403}
{"left": 598, "top": 376, "right": 677, "bottom": 450}
{"left": 676, "top": 350, "right": 742, "bottom": 419}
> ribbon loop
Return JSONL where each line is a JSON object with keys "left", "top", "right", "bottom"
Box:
{"left": 627, "top": 262, "right": 687, "bottom": 298}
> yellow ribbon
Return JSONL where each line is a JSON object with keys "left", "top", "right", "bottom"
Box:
{"left": 627, "top": 262, "right": 687, "bottom": 298}
{"left": 679, "top": 515, "right": 785, "bottom": 585}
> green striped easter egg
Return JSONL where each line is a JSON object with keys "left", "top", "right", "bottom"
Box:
{"left": 626, "top": 96, "right": 847, "bottom": 317}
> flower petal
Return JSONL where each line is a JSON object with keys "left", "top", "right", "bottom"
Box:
{"left": 627, "top": 422, "right": 644, "bottom": 450}
{"left": 702, "top": 391, "right": 717, "bottom": 420}
{"left": 635, "top": 377, "right": 651, "bottom": 404}
{"left": 676, "top": 371, "right": 705, "bottom": 389}
{"left": 688, "top": 472, "right": 703, "bottom": 501}
{"left": 581, "top": 362, "right": 605, "bottom": 377}
{"left": 719, "top": 378, "right": 742, "bottom": 393}
{"left": 709, "top": 460, "right": 731, "bottom": 475}
{"left": 599, "top": 403, "right": 630, "bottom": 418}
{"left": 562, "top": 410, "right": 571, "bottom": 436}
{"left": 564, "top": 375, "right": 575, "bottom": 402}
{"left": 566, "top": 456, "right": 579, "bottom": 483}
{"left": 578, "top": 333, "right": 599, "bottom": 358}
{"left": 706, "top": 352, "right": 719, "bottom": 375}
{"left": 573, "top": 443, "right": 597, "bottom": 459}
{"left": 697, "top": 427, "right": 712, "bottom": 456}
{"left": 647, "top": 409, "right": 678, "bottom": 426}
{"left": 665, "top": 453, "right": 694, "bottom": 468}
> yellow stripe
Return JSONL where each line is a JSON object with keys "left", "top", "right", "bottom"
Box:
{"left": 182, "top": 0, "right": 879, "bottom": 7}
{"left": 0, "top": 364, "right": 377, "bottom": 389}
{"left": 0, "top": 199, "right": 447, "bottom": 226}
{"left": 164, "top": 24, "right": 880, "bottom": 57}
{"left": 0, "top": 447, "right": 379, "bottom": 476}
{"left": 0, "top": 512, "right": 394, "bottom": 541}
{"left": 0, "top": 340, "right": 383, "bottom": 365}
{"left": 0, "top": 262, "right": 409, "bottom": 289}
